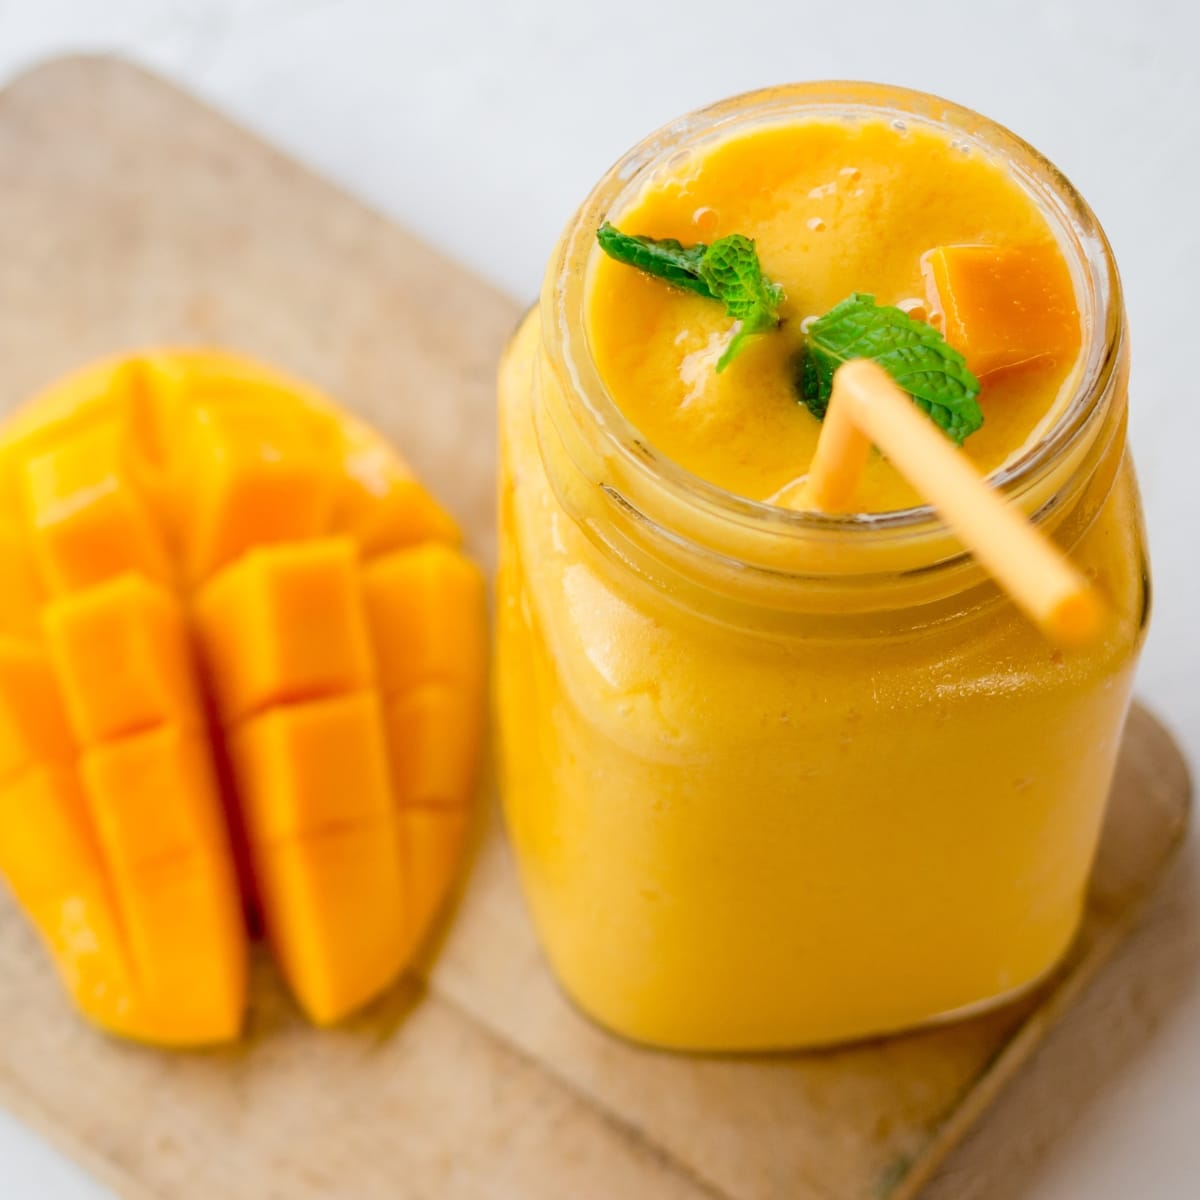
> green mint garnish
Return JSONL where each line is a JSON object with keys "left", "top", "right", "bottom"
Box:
{"left": 697, "top": 234, "right": 786, "bottom": 371}
{"left": 596, "top": 223, "right": 714, "bottom": 298}
{"left": 597, "top": 223, "right": 784, "bottom": 370}
{"left": 798, "top": 293, "right": 983, "bottom": 444}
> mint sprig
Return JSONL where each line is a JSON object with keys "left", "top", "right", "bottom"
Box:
{"left": 798, "top": 294, "right": 983, "bottom": 444}
{"left": 596, "top": 224, "right": 714, "bottom": 298}
{"left": 698, "top": 235, "right": 786, "bottom": 371}
{"left": 597, "top": 223, "right": 783, "bottom": 370}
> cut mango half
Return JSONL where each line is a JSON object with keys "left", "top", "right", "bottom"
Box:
{"left": 0, "top": 351, "right": 485, "bottom": 1045}
{"left": 921, "top": 242, "right": 1082, "bottom": 380}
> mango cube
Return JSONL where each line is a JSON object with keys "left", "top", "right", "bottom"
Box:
{"left": 387, "top": 684, "right": 483, "bottom": 809}
{"left": 182, "top": 402, "right": 337, "bottom": 582}
{"left": 44, "top": 576, "right": 201, "bottom": 744}
{"left": 362, "top": 544, "right": 486, "bottom": 697}
{"left": 22, "top": 879, "right": 138, "bottom": 1037}
{"left": 400, "top": 807, "right": 470, "bottom": 953}
{"left": 0, "top": 766, "right": 99, "bottom": 902}
{"left": 0, "top": 521, "right": 42, "bottom": 638}
{"left": 110, "top": 852, "right": 246, "bottom": 1045}
{"left": 337, "top": 430, "right": 460, "bottom": 555}
{"left": 255, "top": 816, "right": 407, "bottom": 1026}
{"left": 230, "top": 692, "right": 394, "bottom": 846}
{"left": 0, "top": 641, "right": 75, "bottom": 782}
{"left": 82, "top": 726, "right": 230, "bottom": 872}
{"left": 24, "top": 421, "right": 171, "bottom": 595}
{"left": 921, "top": 242, "right": 1082, "bottom": 379}
{"left": 195, "top": 538, "right": 373, "bottom": 724}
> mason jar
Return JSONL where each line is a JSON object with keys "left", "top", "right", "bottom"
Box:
{"left": 495, "top": 82, "right": 1148, "bottom": 1051}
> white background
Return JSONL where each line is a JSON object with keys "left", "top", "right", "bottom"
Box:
{"left": 0, "top": 1, "right": 1197, "bottom": 1196}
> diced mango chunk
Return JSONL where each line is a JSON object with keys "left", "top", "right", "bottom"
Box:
{"left": 256, "top": 817, "right": 407, "bottom": 1025}
{"left": 45, "top": 576, "right": 201, "bottom": 744}
{"left": 82, "top": 726, "right": 230, "bottom": 872}
{"left": 0, "top": 766, "right": 185, "bottom": 1039}
{"left": 23, "top": 421, "right": 171, "bottom": 594}
{"left": 0, "top": 521, "right": 42, "bottom": 638}
{"left": 0, "top": 767, "right": 99, "bottom": 903}
{"left": 111, "top": 355, "right": 190, "bottom": 511}
{"left": 230, "top": 692, "right": 394, "bottom": 846}
{"left": 181, "top": 403, "right": 337, "bottom": 581}
{"left": 921, "top": 242, "right": 1082, "bottom": 379}
{"left": 336, "top": 427, "right": 460, "bottom": 555}
{"left": 0, "top": 641, "right": 75, "bottom": 782}
{"left": 386, "top": 684, "right": 483, "bottom": 809}
{"left": 110, "top": 852, "right": 245, "bottom": 1045}
{"left": 362, "top": 544, "right": 486, "bottom": 697}
{"left": 195, "top": 539, "right": 373, "bottom": 724}
{"left": 1, "top": 361, "right": 122, "bottom": 457}
{"left": 22, "top": 878, "right": 138, "bottom": 1035}
{"left": 400, "top": 807, "right": 470, "bottom": 953}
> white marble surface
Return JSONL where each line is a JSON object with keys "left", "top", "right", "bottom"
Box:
{"left": 0, "top": 1, "right": 1197, "bottom": 1196}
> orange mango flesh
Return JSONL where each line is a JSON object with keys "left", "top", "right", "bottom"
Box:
{"left": 0, "top": 351, "right": 485, "bottom": 1044}
{"left": 921, "top": 242, "right": 1082, "bottom": 379}
{"left": 588, "top": 119, "right": 1084, "bottom": 512}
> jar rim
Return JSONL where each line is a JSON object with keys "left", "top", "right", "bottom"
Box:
{"left": 541, "top": 80, "right": 1125, "bottom": 557}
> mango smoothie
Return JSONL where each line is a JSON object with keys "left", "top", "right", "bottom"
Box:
{"left": 589, "top": 119, "right": 1081, "bottom": 512}
{"left": 496, "top": 83, "right": 1147, "bottom": 1050}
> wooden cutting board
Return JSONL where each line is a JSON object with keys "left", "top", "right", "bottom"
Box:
{"left": 0, "top": 56, "right": 1190, "bottom": 1200}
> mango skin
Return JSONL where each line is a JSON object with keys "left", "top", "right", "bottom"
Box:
{"left": 0, "top": 351, "right": 485, "bottom": 1045}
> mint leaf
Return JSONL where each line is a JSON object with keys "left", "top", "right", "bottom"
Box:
{"left": 798, "top": 294, "right": 983, "bottom": 443}
{"left": 698, "top": 234, "right": 785, "bottom": 372}
{"left": 597, "top": 225, "right": 784, "bottom": 371}
{"left": 596, "top": 223, "right": 715, "bottom": 298}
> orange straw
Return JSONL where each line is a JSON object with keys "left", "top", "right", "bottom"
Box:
{"left": 803, "top": 360, "right": 1103, "bottom": 646}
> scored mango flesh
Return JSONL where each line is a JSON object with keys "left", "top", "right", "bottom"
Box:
{"left": 0, "top": 351, "right": 485, "bottom": 1045}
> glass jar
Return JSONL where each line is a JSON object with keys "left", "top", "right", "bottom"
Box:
{"left": 495, "top": 82, "right": 1148, "bottom": 1051}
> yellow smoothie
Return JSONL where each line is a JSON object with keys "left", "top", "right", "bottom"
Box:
{"left": 496, "top": 84, "right": 1147, "bottom": 1050}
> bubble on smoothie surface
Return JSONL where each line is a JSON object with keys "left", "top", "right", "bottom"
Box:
{"left": 897, "top": 296, "right": 930, "bottom": 322}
